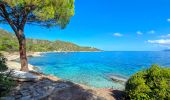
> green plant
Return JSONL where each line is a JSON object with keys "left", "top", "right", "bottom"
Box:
{"left": 0, "top": 54, "right": 15, "bottom": 96}
{"left": 0, "top": 53, "right": 8, "bottom": 71}
{"left": 0, "top": 74, "right": 16, "bottom": 96}
{"left": 125, "top": 64, "right": 170, "bottom": 100}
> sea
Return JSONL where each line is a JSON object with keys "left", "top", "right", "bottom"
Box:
{"left": 28, "top": 51, "right": 170, "bottom": 90}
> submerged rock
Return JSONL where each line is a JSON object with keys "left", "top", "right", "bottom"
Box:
{"left": 109, "top": 75, "right": 128, "bottom": 84}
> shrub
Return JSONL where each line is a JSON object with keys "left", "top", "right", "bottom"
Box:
{"left": 0, "top": 53, "right": 8, "bottom": 71}
{"left": 125, "top": 64, "right": 170, "bottom": 100}
{"left": 0, "top": 53, "right": 15, "bottom": 96}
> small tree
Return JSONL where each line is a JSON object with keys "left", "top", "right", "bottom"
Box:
{"left": 0, "top": 0, "right": 74, "bottom": 71}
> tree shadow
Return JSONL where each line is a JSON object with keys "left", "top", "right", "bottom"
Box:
{"left": 6, "top": 71, "right": 106, "bottom": 100}
{"left": 111, "top": 90, "right": 127, "bottom": 100}
{"left": 1, "top": 70, "right": 131, "bottom": 100}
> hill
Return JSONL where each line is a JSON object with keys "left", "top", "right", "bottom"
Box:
{"left": 0, "top": 29, "right": 100, "bottom": 52}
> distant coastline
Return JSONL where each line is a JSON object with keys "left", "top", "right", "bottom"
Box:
{"left": 43, "top": 50, "right": 104, "bottom": 53}
{"left": 0, "top": 28, "right": 101, "bottom": 52}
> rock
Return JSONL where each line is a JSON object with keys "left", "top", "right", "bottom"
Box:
{"left": 0, "top": 97, "right": 15, "bottom": 100}
{"left": 20, "top": 96, "right": 31, "bottom": 100}
{"left": 20, "top": 90, "right": 30, "bottom": 96}
{"left": 110, "top": 75, "right": 128, "bottom": 84}
{"left": 15, "top": 95, "right": 22, "bottom": 99}
{"left": 10, "top": 70, "right": 40, "bottom": 82}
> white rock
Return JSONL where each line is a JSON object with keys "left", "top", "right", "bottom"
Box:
{"left": 10, "top": 70, "right": 40, "bottom": 82}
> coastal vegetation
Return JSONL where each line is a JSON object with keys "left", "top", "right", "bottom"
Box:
{"left": 0, "top": 53, "right": 7, "bottom": 71}
{"left": 125, "top": 64, "right": 170, "bottom": 100}
{"left": 0, "top": 53, "right": 15, "bottom": 96}
{"left": 0, "top": 29, "right": 100, "bottom": 52}
{"left": 0, "top": 0, "right": 75, "bottom": 71}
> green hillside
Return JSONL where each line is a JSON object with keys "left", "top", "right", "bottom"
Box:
{"left": 0, "top": 29, "right": 100, "bottom": 52}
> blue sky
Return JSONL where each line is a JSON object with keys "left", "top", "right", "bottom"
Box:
{"left": 1, "top": 0, "right": 170, "bottom": 51}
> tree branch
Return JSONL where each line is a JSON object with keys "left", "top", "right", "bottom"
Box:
{"left": 0, "top": 3, "right": 18, "bottom": 34}
{"left": 20, "top": 5, "right": 36, "bottom": 30}
{"left": 20, "top": 8, "right": 29, "bottom": 30}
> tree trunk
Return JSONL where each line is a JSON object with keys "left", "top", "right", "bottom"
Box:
{"left": 17, "top": 29, "right": 29, "bottom": 72}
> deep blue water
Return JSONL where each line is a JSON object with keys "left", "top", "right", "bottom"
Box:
{"left": 28, "top": 51, "right": 170, "bottom": 89}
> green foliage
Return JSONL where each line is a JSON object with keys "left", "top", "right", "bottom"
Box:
{"left": 125, "top": 64, "right": 170, "bottom": 100}
{"left": 0, "top": 74, "right": 16, "bottom": 96}
{"left": 0, "top": 53, "right": 15, "bottom": 96}
{"left": 0, "top": 29, "right": 18, "bottom": 52}
{"left": 1, "top": 0, "right": 75, "bottom": 28}
{"left": 0, "top": 29, "right": 100, "bottom": 52}
{"left": 0, "top": 53, "right": 7, "bottom": 71}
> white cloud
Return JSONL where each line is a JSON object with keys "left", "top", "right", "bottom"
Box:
{"left": 137, "top": 31, "right": 143, "bottom": 35}
{"left": 148, "top": 30, "right": 155, "bottom": 34}
{"left": 160, "top": 34, "right": 170, "bottom": 38}
{"left": 167, "top": 18, "right": 170, "bottom": 22}
{"left": 148, "top": 39, "right": 170, "bottom": 46}
{"left": 113, "top": 33, "right": 123, "bottom": 37}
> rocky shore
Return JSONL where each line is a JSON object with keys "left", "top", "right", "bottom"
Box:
{"left": 1, "top": 71, "right": 121, "bottom": 100}
{"left": 0, "top": 52, "right": 125, "bottom": 100}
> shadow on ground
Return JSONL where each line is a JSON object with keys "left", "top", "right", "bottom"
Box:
{"left": 111, "top": 90, "right": 127, "bottom": 100}
{"left": 4, "top": 77, "right": 106, "bottom": 100}
{"left": 1, "top": 71, "right": 127, "bottom": 100}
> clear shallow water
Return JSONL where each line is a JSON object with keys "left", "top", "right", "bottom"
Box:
{"left": 28, "top": 51, "right": 170, "bottom": 89}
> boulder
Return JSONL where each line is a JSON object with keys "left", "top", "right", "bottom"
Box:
{"left": 10, "top": 70, "right": 40, "bottom": 82}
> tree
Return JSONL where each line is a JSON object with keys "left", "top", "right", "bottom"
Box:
{"left": 0, "top": 0, "right": 74, "bottom": 71}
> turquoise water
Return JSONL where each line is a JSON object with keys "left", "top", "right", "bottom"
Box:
{"left": 28, "top": 51, "right": 170, "bottom": 89}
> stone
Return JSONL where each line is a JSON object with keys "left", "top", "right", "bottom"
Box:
{"left": 10, "top": 70, "right": 40, "bottom": 82}
{"left": 0, "top": 97, "right": 15, "bottom": 100}
{"left": 20, "top": 90, "right": 30, "bottom": 96}
{"left": 20, "top": 96, "right": 32, "bottom": 100}
{"left": 15, "top": 95, "right": 22, "bottom": 99}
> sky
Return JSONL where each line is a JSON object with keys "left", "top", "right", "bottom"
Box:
{"left": 1, "top": 0, "right": 170, "bottom": 51}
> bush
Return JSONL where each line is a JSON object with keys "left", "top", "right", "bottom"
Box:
{"left": 0, "top": 53, "right": 15, "bottom": 96}
{"left": 0, "top": 53, "right": 8, "bottom": 71}
{"left": 125, "top": 64, "right": 170, "bottom": 100}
